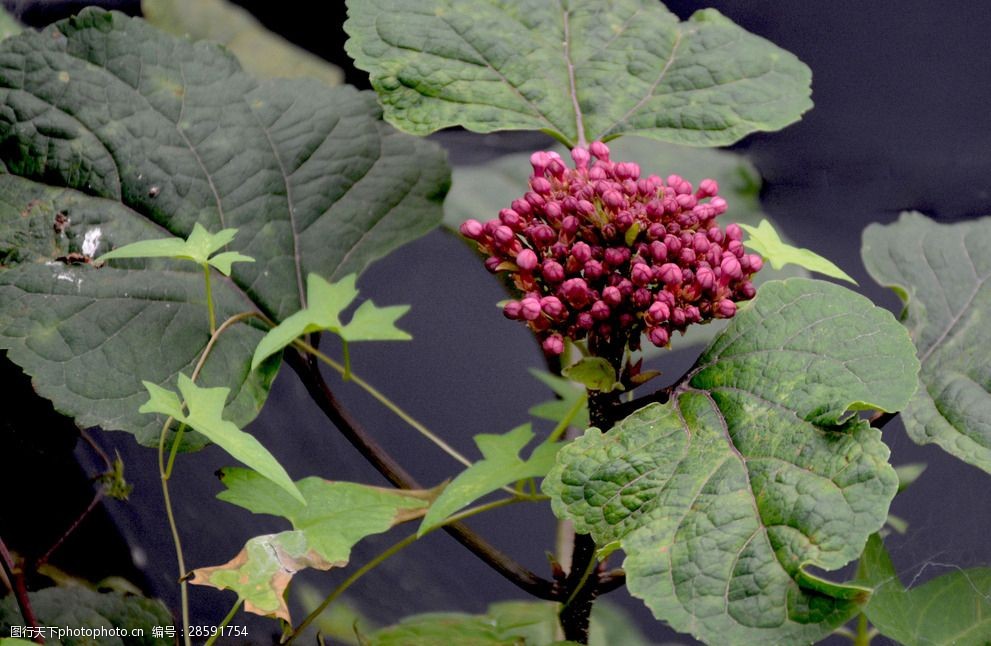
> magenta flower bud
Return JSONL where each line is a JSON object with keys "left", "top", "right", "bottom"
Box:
{"left": 676, "top": 193, "right": 698, "bottom": 209}
{"left": 727, "top": 240, "right": 745, "bottom": 257}
{"left": 498, "top": 208, "right": 522, "bottom": 229}
{"left": 562, "top": 278, "right": 591, "bottom": 307}
{"left": 697, "top": 266, "right": 715, "bottom": 291}
{"left": 726, "top": 223, "right": 743, "bottom": 241}
{"left": 631, "top": 262, "right": 653, "bottom": 286}
{"left": 571, "top": 146, "right": 590, "bottom": 168}
{"left": 664, "top": 233, "right": 682, "bottom": 255}
{"left": 614, "top": 212, "right": 634, "bottom": 231}
{"left": 648, "top": 326, "right": 670, "bottom": 347}
{"left": 542, "top": 334, "right": 565, "bottom": 355}
{"left": 571, "top": 241, "right": 592, "bottom": 263}
{"left": 721, "top": 254, "right": 743, "bottom": 281}
{"left": 697, "top": 178, "right": 719, "bottom": 197}
{"left": 657, "top": 263, "right": 683, "bottom": 286}
{"left": 622, "top": 179, "right": 639, "bottom": 196}
{"left": 747, "top": 254, "right": 764, "bottom": 273}
{"left": 602, "top": 285, "right": 623, "bottom": 306}
{"left": 650, "top": 240, "right": 668, "bottom": 262}
{"left": 550, "top": 242, "right": 568, "bottom": 258}
{"left": 708, "top": 226, "right": 725, "bottom": 244}
{"left": 531, "top": 176, "right": 552, "bottom": 195}
{"left": 494, "top": 225, "right": 515, "bottom": 245}
{"left": 671, "top": 308, "right": 687, "bottom": 327}
{"left": 484, "top": 257, "right": 501, "bottom": 273}
{"left": 561, "top": 215, "right": 579, "bottom": 235}
{"left": 647, "top": 301, "right": 671, "bottom": 324}
{"left": 483, "top": 219, "right": 500, "bottom": 236}
{"left": 525, "top": 191, "right": 546, "bottom": 208}
{"left": 531, "top": 224, "right": 556, "bottom": 246}
{"left": 710, "top": 196, "right": 728, "bottom": 215}
{"left": 576, "top": 199, "right": 595, "bottom": 217}
{"left": 679, "top": 248, "right": 696, "bottom": 265}
{"left": 685, "top": 305, "right": 701, "bottom": 322}
{"left": 530, "top": 151, "right": 552, "bottom": 175}
{"left": 577, "top": 311, "right": 594, "bottom": 329}
{"left": 604, "top": 247, "right": 630, "bottom": 267}
{"left": 588, "top": 165, "right": 607, "bottom": 180}
{"left": 541, "top": 295, "right": 565, "bottom": 318}
{"left": 544, "top": 201, "right": 563, "bottom": 220}
{"left": 520, "top": 297, "right": 542, "bottom": 321}
{"left": 511, "top": 198, "right": 532, "bottom": 216}
{"left": 503, "top": 300, "right": 522, "bottom": 319}
{"left": 583, "top": 259, "right": 604, "bottom": 280}
{"left": 542, "top": 259, "right": 565, "bottom": 283}
{"left": 656, "top": 290, "right": 676, "bottom": 308}
{"left": 460, "top": 219, "right": 483, "bottom": 239}
{"left": 738, "top": 281, "right": 757, "bottom": 299}
{"left": 516, "top": 248, "right": 538, "bottom": 271}
{"left": 615, "top": 162, "right": 640, "bottom": 180}
{"left": 589, "top": 141, "right": 610, "bottom": 161}
{"left": 602, "top": 189, "right": 624, "bottom": 210}
{"left": 633, "top": 287, "right": 652, "bottom": 308}
{"left": 590, "top": 300, "right": 611, "bottom": 320}
{"left": 716, "top": 299, "right": 737, "bottom": 318}
{"left": 693, "top": 232, "right": 710, "bottom": 253}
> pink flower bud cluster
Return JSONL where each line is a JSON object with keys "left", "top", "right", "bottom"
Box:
{"left": 460, "top": 141, "right": 762, "bottom": 356}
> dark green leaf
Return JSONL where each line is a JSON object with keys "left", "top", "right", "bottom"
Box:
{"left": 345, "top": 0, "right": 812, "bottom": 146}
{"left": 859, "top": 534, "right": 991, "bottom": 646}
{"left": 0, "top": 10, "right": 449, "bottom": 447}
{"left": 863, "top": 212, "right": 991, "bottom": 474}
{"left": 544, "top": 279, "right": 920, "bottom": 645}
{"left": 0, "top": 587, "right": 172, "bottom": 645}
{"left": 142, "top": 0, "right": 344, "bottom": 85}
{"left": 418, "top": 424, "right": 559, "bottom": 535}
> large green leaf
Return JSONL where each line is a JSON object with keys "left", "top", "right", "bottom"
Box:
{"left": 418, "top": 424, "right": 560, "bottom": 535}
{"left": 544, "top": 279, "right": 920, "bottom": 645}
{"left": 142, "top": 0, "right": 344, "bottom": 85}
{"left": 863, "top": 212, "right": 991, "bottom": 474}
{"left": 858, "top": 534, "right": 991, "bottom": 646}
{"left": 446, "top": 137, "right": 807, "bottom": 351}
{"left": 345, "top": 0, "right": 811, "bottom": 146}
{"left": 191, "top": 467, "right": 436, "bottom": 621}
{"left": 0, "top": 9, "right": 449, "bottom": 447}
{"left": 0, "top": 587, "right": 172, "bottom": 645}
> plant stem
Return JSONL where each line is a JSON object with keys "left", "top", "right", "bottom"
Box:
{"left": 854, "top": 613, "right": 873, "bottom": 646}
{"left": 203, "top": 263, "right": 216, "bottom": 335}
{"left": 0, "top": 536, "right": 43, "bottom": 644}
{"left": 158, "top": 415, "right": 191, "bottom": 646}
{"left": 204, "top": 598, "right": 243, "bottom": 646}
{"left": 547, "top": 391, "right": 588, "bottom": 443}
{"left": 285, "top": 497, "right": 524, "bottom": 644}
{"left": 34, "top": 489, "right": 105, "bottom": 571}
{"left": 287, "top": 350, "right": 558, "bottom": 601}
{"left": 294, "top": 340, "right": 473, "bottom": 469}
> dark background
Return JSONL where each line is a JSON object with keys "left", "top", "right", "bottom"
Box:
{"left": 2, "top": 1, "right": 990, "bottom": 644}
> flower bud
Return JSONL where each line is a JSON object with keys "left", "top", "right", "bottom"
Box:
{"left": 697, "top": 178, "right": 718, "bottom": 197}
{"left": 697, "top": 266, "right": 716, "bottom": 291}
{"left": 647, "top": 301, "right": 670, "bottom": 324}
{"left": 571, "top": 146, "right": 590, "bottom": 168}
{"left": 541, "top": 259, "right": 565, "bottom": 283}
{"left": 521, "top": 297, "right": 542, "bottom": 321}
{"left": 716, "top": 299, "right": 737, "bottom": 318}
{"left": 648, "top": 326, "right": 670, "bottom": 347}
{"left": 562, "top": 278, "right": 591, "bottom": 307}
{"left": 460, "top": 219, "right": 483, "bottom": 239}
{"left": 602, "top": 189, "right": 624, "bottom": 210}
{"left": 544, "top": 201, "right": 563, "bottom": 220}
{"left": 671, "top": 308, "right": 686, "bottom": 327}
{"left": 577, "top": 311, "right": 594, "bottom": 329}
{"left": 604, "top": 247, "right": 630, "bottom": 267}
{"left": 631, "top": 262, "right": 653, "bottom": 286}
{"left": 503, "top": 300, "right": 522, "bottom": 319}
{"left": 663, "top": 233, "right": 682, "bottom": 255}
{"left": 591, "top": 300, "right": 611, "bottom": 320}
{"left": 494, "top": 225, "right": 515, "bottom": 245}
{"left": 571, "top": 241, "right": 592, "bottom": 263}
{"left": 602, "top": 285, "right": 623, "bottom": 306}
{"left": 726, "top": 223, "right": 743, "bottom": 241}
{"left": 615, "top": 162, "right": 640, "bottom": 180}
{"left": 531, "top": 176, "right": 552, "bottom": 195}
{"left": 516, "top": 248, "right": 538, "bottom": 271}
{"left": 541, "top": 295, "right": 565, "bottom": 318}
{"left": 561, "top": 215, "right": 579, "bottom": 235}
{"left": 657, "top": 263, "right": 683, "bottom": 286}
{"left": 530, "top": 151, "right": 552, "bottom": 175}
{"left": 484, "top": 257, "right": 501, "bottom": 273}
{"left": 747, "top": 254, "right": 763, "bottom": 273}
{"left": 589, "top": 141, "right": 610, "bottom": 160}
{"left": 583, "top": 259, "right": 604, "bottom": 280}
{"left": 542, "top": 334, "right": 565, "bottom": 355}
{"left": 720, "top": 254, "right": 743, "bottom": 281}
{"left": 650, "top": 240, "right": 668, "bottom": 262}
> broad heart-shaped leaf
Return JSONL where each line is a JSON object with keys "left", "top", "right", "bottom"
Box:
{"left": 141, "top": 374, "right": 304, "bottom": 503}
{"left": 0, "top": 587, "right": 172, "bottom": 642}
{"left": 544, "top": 279, "right": 920, "bottom": 645}
{"left": 863, "top": 212, "right": 991, "bottom": 474}
{"left": 142, "top": 0, "right": 344, "bottom": 85}
{"left": 0, "top": 9, "right": 448, "bottom": 447}
{"left": 192, "top": 467, "right": 436, "bottom": 621}
{"left": 251, "top": 273, "right": 410, "bottom": 371}
{"left": 418, "top": 424, "right": 560, "bottom": 535}
{"left": 345, "top": 0, "right": 812, "bottom": 147}
{"left": 445, "top": 137, "right": 808, "bottom": 352}
{"left": 740, "top": 220, "right": 856, "bottom": 284}
{"left": 858, "top": 534, "right": 991, "bottom": 646}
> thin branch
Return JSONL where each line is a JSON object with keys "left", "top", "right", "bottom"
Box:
{"left": 34, "top": 489, "right": 105, "bottom": 571}
{"left": 0, "top": 536, "right": 43, "bottom": 643}
{"left": 287, "top": 350, "right": 558, "bottom": 601}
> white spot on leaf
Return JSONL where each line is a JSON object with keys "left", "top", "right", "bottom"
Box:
{"left": 82, "top": 227, "right": 102, "bottom": 256}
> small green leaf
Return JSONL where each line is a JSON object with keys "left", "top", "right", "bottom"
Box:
{"left": 192, "top": 467, "right": 435, "bottom": 621}
{"left": 345, "top": 0, "right": 811, "bottom": 146}
{"left": 544, "top": 279, "right": 920, "bottom": 645}
{"left": 863, "top": 212, "right": 991, "bottom": 474}
{"left": 859, "top": 534, "right": 991, "bottom": 646}
{"left": 740, "top": 220, "right": 856, "bottom": 284}
{"left": 99, "top": 222, "right": 254, "bottom": 276}
{"left": 143, "top": 0, "right": 344, "bottom": 85}
{"left": 140, "top": 374, "right": 304, "bottom": 504}
{"left": 561, "top": 357, "right": 622, "bottom": 393}
{"left": 528, "top": 369, "right": 590, "bottom": 430}
{"left": 251, "top": 273, "right": 410, "bottom": 370}
{"left": 418, "top": 425, "right": 560, "bottom": 535}
{"left": 894, "top": 462, "right": 927, "bottom": 494}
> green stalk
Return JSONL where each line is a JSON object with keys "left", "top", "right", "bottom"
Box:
{"left": 547, "top": 391, "right": 587, "bottom": 443}
{"left": 203, "top": 598, "right": 243, "bottom": 646}
{"left": 203, "top": 263, "right": 216, "bottom": 335}
{"left": 157, "top": 415, "right": 191, "bottom": 646}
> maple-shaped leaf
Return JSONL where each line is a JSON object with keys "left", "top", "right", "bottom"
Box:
{"left": 740, "top": 220, "right": 855, "bottom": 284}
{"left": 191, "top": 467, "right": 437, "bottom": 621}
{"left": 140, "top": 374, "right": 303, "bottom": 504}
{"left": 99, "top": 222, "right": 254, "bottom": 276}
{"left": 251, "top": 273, "right": 410, "bottom": 370}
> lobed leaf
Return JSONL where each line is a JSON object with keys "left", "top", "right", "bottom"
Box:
{"left": 192, "top": 467, "right": 436, "bottom": 621}
{"left": 140, "top": 374, "right": 304, "bottom": 503}
{"left": 741, "top": 220, "right": 856, "bottom": 284}
{"left": 418, "top": 424, "right": 560, "bottom": 535}
{"left": 544, "top": 279, "right": 920, "bottom": 645}
{"left": 0, "top": 9, "right": 448, "bottom": 448}
{"left": 863, "top": 212, "right": 991, "bottom": 474}
{"left": 345, "top": 0, "right": 812, "bottom": 146}
{"left": 528, "top": 368, "right": 590, "bottom": 430}
{"left": 99, "top": 222, "right": 254, "bottom": 275}
{"left": 561, "top": 357, "right": 622, "bottom": 393}
{"left": 858, "top": 534, "right": 991, "bottom": 646}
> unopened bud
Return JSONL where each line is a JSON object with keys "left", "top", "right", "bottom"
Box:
{"left": 516, "top": 248, "right": 538, "bottom": 271}
{"left": 591, "top": 300, "right": 611, "bottom": 320}
{"left": 542, "top": 334, "right": 565, "bottom": 355}
{"left": 648, "top": 326, "right": 670, "bottom": 347}
{"left": 657, "top": 263, "right": 683, "bottom": 286}
{"left": 541, "top": 296, "right": 565, "bottom": 318}
{"left": 542, "top": 259, "right": 565, "bottom": 283}
{"left": 720, "top": 254, "right": 743, "bottom": 281}
{"left": 521, "top": 297, "right": 542, "bottom": 321}
{"left": 503, "top": 300, "right": 522, "bottom": 319}
{"left": 589, "top": 141, "right": 610, "bottom": 160}
{"left": 647, "top": 301, "right": 670, "bottom": 324}
{"left": 602, "top": 285, "right": 623, "bottom": 306}
{"left": 460, "top": 219, "right": 483, "bottom": 239}
{"left": 631, "top": 262, "right": 653, "bottom": 286}
{"left": 716, "top": 299, "right": 737, "bottom": 318}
